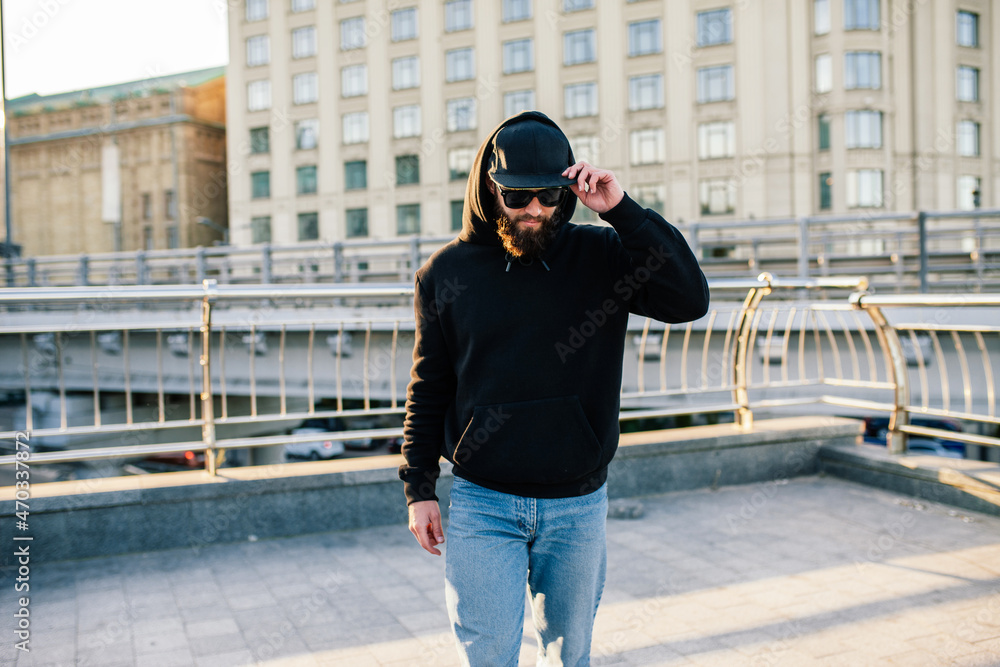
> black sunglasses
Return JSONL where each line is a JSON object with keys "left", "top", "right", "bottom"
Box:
{"left": 497, "top": 186, "right": 568, "bottom": 209}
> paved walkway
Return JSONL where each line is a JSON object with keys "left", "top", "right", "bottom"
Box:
{"left": 3, "top": 476, "right": 1000, "bottom": 667}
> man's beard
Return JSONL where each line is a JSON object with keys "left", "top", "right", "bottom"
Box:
{"left": 496, "top": 210, "right": 559, "bottom": 259}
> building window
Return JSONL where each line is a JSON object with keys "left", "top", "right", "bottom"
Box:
{"left": 166, "top": 226, "right": 179, "bottom": 249}
{"left": 341, "top": 64, "right": 367, "bottom": 97}
{"left": 292, "top": 0, "right": 315, "bottom": 12}
{"left": 296, "top": 165, "right": 318, "bottom": 195}
{"left": 397, "top": 204, "right": 421, "bottom": 235}
{"left": 503, "top": 0, "right": 531, "bottom": 22}
{"left": 293, "top": 72, "right": 318, "bottom": 104}
{"left": 450, "top": 200, "right": 464, "bottom": 231}
{"left": 818, "top": 114, "right": 830, "bottom": 151}
{"left": 393, "top": 105, "right": 421, "bottom": 138}
{"left": 246, "top": 0, "right": 268, "bottom": 22}
{"left": 630, "top": 128, "right": 665, "bottom": 165}
{"left": 698, "top": 121, "right": 735, "bottom": 159}
{"left": 297, "top": 212, "right": 319, "bottom": 241}
{"left": 697, "top": 9, "right": 732, "bottom": 47}
{"left": 570, "top": 136, "right": 600, "bottom": 165}
{"left": 396, "top": 155, "right": 420, "bottom": 185}
{"left": 564, "top": 0, "right": 593, "bottom": 11}
{"left": 700, "top": 179, "right": 736, "bottom": 215}
{"left": 815, "top": 54, "right": 832, "bottom": 93}
{"left": 247, "top": 80, "right": 271, "bottom": 111}
{"left": 628, "top": 73, "right": 663, "bottom": 111}
{"left": 564, "top": 29, "right": 596, "bottom": 65}
{"left": 141, "top": 193, "right": 152, "bottom": 220}
{"left": 345, "top": 160, "right": 367, "bottom": 190}
{"left": 251, "top": 216, "right": 271, "bottom": 243}
{"left": 697, "top": 65, "right": 734, "bottom": 103}
{"left": 164, "top": 189, "right": 177, "bottom": 220}
{"left": 504, "top": 90, "right": 535, "bottom": 118}
{"left": 250, "top": 126, "right": 270, "bottom": 154}
{"left": 391, "top": 7, "right": 418, "bottom": 41}
{"left": 346, "top": 208, "right": 368, "bottom": 237}
{"left": 845, "top": 52, "right": 881, "bottom": 90}
{"left": 629, "top": 19, "right": 662, "bottom": 56}
{"left": 845, "top": 0, "right": 879, "bottom": 30}
{"left": 251, "top": 171, "right": 270, "bottom": 199}
{"left": 143, "top": 226, "right": 154, "bottom": 250}
{"left": 340, "top": 17, "right": 366, "bottom": 50}
{"left": 956, "top": 176, "right": 981, "bottom": 211}
{"left": 845, "top": 110, "right": 882, "bottom": 149}
{"left": 815, "top": 0, "right": 830, "bottom": 35}
{"left": 957, "top": 121, "right": 980, "bottom": 157}
{"left": 292, "top": 26, "right": 316, "bottom": 58}
{"left": 447, "top": 98, "right": 477, "bottom": 132}
{"left": 246, "top": 35, "right": 270, "bottom": 67}
{"left": 957, "top": 11, "right": 979, "bottom": 48}
{"left": 565, "top": 82, "right": 598, "bottom": 118}
{"left": 446, "top": 48, "right": 475, "bottom": 82}
{"left": 819, "top": 172, "right": 832, "bottom": 210}
{"left": 632, "top": 184, "right": 665, "bottom": 212}
{"left": 448, "top": 148, "right": 474, "bottom": 181}
{"left": 342, "top": 112, "right": 369, "bottom": 144}
{"left": 445, "top": 0, "right": 473, "bottom": 32}
{"left": 957, "top": 66, "right": 979, "bottom": 102}
{"left": 295, "top": 119, "right": 319, "bottom": 150}
{"left": 392, "top": 56, "right": 421, "bottom": 90}
{"left": 847, "top": 169, "right": 883, "bottom": 207}
{"left": 503, "top": 39, "right": 534, "bottom": 74}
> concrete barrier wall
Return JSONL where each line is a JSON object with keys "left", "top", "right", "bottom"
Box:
{"left": 1, "top": 416, "right": 867, "bottom": 566}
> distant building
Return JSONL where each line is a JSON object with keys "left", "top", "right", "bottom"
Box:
{"left": 7, "top": 67, "right": 228, "bottom": 257}
{"left": 225, "top": 0, "right": 995, "bottom": 246}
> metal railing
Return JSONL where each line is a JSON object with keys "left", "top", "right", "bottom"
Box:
{"left": 4, "top": 209, "right": 999, "bottom": 292}
{"left": 0, "top": 277, "right": 997, "bottom": 478}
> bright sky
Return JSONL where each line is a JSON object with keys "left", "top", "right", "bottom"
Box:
{"left": 3, "top": 0, "right": 229, "bottom": 100}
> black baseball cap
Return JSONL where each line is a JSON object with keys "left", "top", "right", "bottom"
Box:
{"left": 488, "top": 119, "right": 576, "bottom": 189}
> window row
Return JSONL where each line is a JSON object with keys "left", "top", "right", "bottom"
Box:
{"left": 815, "top": 1, "right": 981, "bottom": 49}
{"left": 248, "top": 205, "right": 420, "bottom": 243}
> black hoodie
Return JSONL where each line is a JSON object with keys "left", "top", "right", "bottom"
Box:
{"left": 399, "top": 111, "right": 709, "bottom": 504}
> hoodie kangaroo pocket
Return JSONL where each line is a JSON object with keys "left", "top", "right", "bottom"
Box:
{"left": 452, "top": 396, "right": 603, "bottom": 485}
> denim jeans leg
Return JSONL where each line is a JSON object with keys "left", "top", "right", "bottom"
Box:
{"left": 527, "top": 484, "right": 608, "bottom": 667}
{"left": 445, "top": 477, "right": 529, "bottom": 667}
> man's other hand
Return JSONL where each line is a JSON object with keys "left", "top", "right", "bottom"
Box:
{"left": 408, "top": 500, "right": 445, "bottom": 556}
{"left": 563, "top": 161, "right": 625, "bottom": 214}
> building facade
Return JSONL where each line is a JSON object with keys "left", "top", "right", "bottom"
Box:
{"left": 7, "top": 68, "right": 228, "bottom": 258}
{"left": 225, "top": 0, "right": 997, "bottom": 246}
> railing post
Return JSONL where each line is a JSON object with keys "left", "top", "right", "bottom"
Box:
{"left": 917, "top": 211, "right": 928, "bottom": 293}
{"left": 135, "top": 251, "right": 148, "bottom": 285}
{"left": 196, "top": 246, "right": 207, "bottom": 284}
{"left": 261, "top": 244, "right": 273, "bottom": 284}
{"left": 409, "top": 237, "right": 421, "bottom": 279}
{"left": 333, "top": 242, "right": 345, "bottom": 283}
{"left": 732, "top": 272, "right": 772, "bottom": 430}
{"left": 798, "top": 217, "right": 810, "bottom": 280}
{"left": 26, "top": 258, "right": 37, "bottom": 287}
{"left": 688, "top": 222, "right": 701, "bottom": 260}
{"left": 201, "top": 279, "right": 220, "bottom": 474}
{"left": 852, "top": 293, "right": 909, "bottom": 454}
{"left": 77, "top": 254, "right": 90, "bottom": 286}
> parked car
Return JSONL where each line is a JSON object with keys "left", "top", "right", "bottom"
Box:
{"left": 285, "top": 419, "right": 346, "bottom": 460}
{"left": 861, "top": 416, "right": 965, "bottom": 457}
{"left": 905, "top": 438, "right": 964, "bottom": 459}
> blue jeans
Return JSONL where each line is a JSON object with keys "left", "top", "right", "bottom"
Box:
{"left": 445, "top": 476, "right": 608, "bottom": 667}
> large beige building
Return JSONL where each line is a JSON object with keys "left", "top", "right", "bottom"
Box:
{"left": 226, "top": 0, "right": 996, "bottom": 246}
{"left": 7, "top": 68, "right": 228, "bottom": 257}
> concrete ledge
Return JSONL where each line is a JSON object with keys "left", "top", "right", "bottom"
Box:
{"left": 820, "top": 441, "right": 1000, "bottom": 517}
{"left": 1, "top": 416, "right": 863, "bottom": 565}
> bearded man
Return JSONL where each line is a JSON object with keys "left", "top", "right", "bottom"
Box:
{"left": 399, "top": 110, "right": 710, "bottom": 666}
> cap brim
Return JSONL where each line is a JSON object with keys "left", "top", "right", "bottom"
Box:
{"left": 490, "top": 172, "right": 576, "bottom": 189}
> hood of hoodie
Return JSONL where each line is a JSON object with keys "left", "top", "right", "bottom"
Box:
{"left": 458, "top": 111, "right": 577, "bottom": 247}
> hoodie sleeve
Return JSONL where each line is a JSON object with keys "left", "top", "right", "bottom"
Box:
{"left": 600, "top": 194, "right": 710, "bottom": 323}
{"left": 398, "top": 275, "right": 456, "bottom": 505}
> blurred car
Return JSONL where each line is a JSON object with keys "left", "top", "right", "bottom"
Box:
{"left": 285, "top": 419, "right": 346, "bottom": 460}
{"left": 861, "top": 416, "right": 965, "bottom": 457}
{"left": 905, "top": 438, "right": 964, "bottom": 459}
{"left": 138, "top": 450, "right": 206, "bottom": 472}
